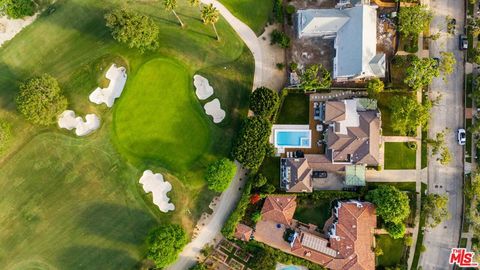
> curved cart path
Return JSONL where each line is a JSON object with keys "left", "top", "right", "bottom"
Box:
{"left": 167, "top": 1, "right": 265, "bottom": 269}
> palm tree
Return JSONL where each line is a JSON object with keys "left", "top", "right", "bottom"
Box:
{"left": 188, "top": 0, "right": 200, "bottom": 8}
{"left": 164, "top": 0, "right": 184, "bottom": 27}
{"left": 201, "top": 4, "right": 220, "bottom": 41}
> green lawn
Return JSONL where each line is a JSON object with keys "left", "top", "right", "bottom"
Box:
{"left": 467, "top": 74, "right": 473, "bottom": 108}
{"left": 377, "top": 91, "right": 415, "bottom": 136}
{"left": 376, "top": 235, "right": 405, "bottom": 268}
{"left": 0, "top": 0, "right": 253, "bottom": 268}
{"left": 218, "top": 0, "right": 273, "bottom": 35}
{"left": 467, "top": 119, "right": 472, "bottom": 163}
{"left": 411, "top": 183, "right": 427, "bottom": 270}
{"left": 384, "top": 142, "right": 417, "bottom": 170}
{"left": 421, "top": 130, "right": 428, "bottom": 169}
{"left": 276, "top": 93, "right": 310, "bottom": 125}
{"left": 258, "top": 157, "right": 280, "bottom": 190}
{"left": 294, "top": 199, "right": 331, "bottom": 229}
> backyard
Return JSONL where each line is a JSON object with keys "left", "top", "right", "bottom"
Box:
{"left": 377, "top": 91, "right": 416, "bottom": 136}
{"left": 293, "top": 199, "right": 331, "bottom": 229}
{"left": 0, "top": 0, "right": 254, "bottom": 268}
{"left": 384, "top": 142, "right": 417, "bottom": 169}
{"left": 276, "top": 93, "right": 310, "bottom": 125}
{"left": 258, "top": 157, "right": 280, "bottom": 191}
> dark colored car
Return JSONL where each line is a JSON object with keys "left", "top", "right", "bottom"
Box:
{"left": 459, "top": 34, "right": 468, "bottom": 50}
{"left": 312, "top": 171, "right": 327, "bottom": 178}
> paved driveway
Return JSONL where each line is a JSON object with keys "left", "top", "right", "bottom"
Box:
{"left": 420, "top": 0, "right": 465, "bottom": 269}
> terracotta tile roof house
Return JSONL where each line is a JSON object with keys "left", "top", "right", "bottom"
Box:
{"left": 324, "top": 99, "right": 381, "bottom": 166}
{"left": 234, "top": 223, "right": 253, "bottom": 242}
{"left": 260, "top": 195, "right": 297, "bottom": 225}
{"left": 256, "top": 197, "right": 377, "bottom": 270}
{"left": 280, "top": 158, "right": 313, "bottom": 193}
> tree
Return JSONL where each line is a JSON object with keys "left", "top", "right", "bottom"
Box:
{"left": 386, "top": 222, "right": 406, "bottom": 239}
{"left": 439, "top": 51, "right": 456, "bottom": 81}
{"left": 398, "top": 5, "right": 433, "bottom": 37}
{"left": 105, "top": 9, "right": 159, "bottom": 52}
{"left": 201, "top": 4, "right": 220, "bottom": 41}
{"left": 249, "top": 87, "right": 280, "bottom": 118}
{"left": 426, "top": 129, "right": 448, "bottom": 155}
{"left": 232, "top": 116, "right": 272, "bottom": 170}
{"left": 253, "top": 173, "right": 268, "bottom": 188}
{"left": 438, "top": 146, "right": 451, "bottom": 165}
{"left": 248, "top": 247, "right": 277, "bottom": 270}
{"left": 422, "top": 193, "right": 450, "bottom": 228}
{"left": 205, "top": 158, "right": 237, "bottom": 192}
{"left": 367, "top": 185, "right": 410, "bottom": 224}
{"left": 390, "top": 95, "right": 431, "bottom": 136}
{"left": 16, "top": 74, "right": 68, "bottom": 126}
{"left": 146, "top": 224, "right": 188, "bottom": 268}
{"left": 366, "top": 78, "right": 384, "bottom": 98}
{"left": 0, "top": 120, "right": 12, "bottom": 153}
{"left": 270, "top": 30, "right": 290, "bottom": 48}
{"left": 467, "top": 16, "right": 480, "bottom": 37}
{"left": 188, "top": 0, "right": 200, "bottom": 7}
{"left": 0, "top": 0, "right": 35, "bottom": 19}
{"left": 252, "top": 211, "right": 262, "bottom": 223}
{"left": 300, "top": 64, "right": 332, "bottom": 91}
{"left": 404, "top": 57, "right": 440, "bottom": 90}
{"left": 262, "top": 183, "right": 276, "bottom": 194}
{"left": 471, "top": 46, "right": 480, "bottom": 65}
{"left": 404, "top": 235, "right": 413, "bottom": 246}
{"left": 164, "top": 0, "right": 185, "bottom": 27}
{"left": 189, "top": 263, "right": 207, "bottom": 270}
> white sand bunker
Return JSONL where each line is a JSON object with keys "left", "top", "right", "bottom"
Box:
{"left": 139, "top": 170, "right": 175, "bottom": 213}
{"left": 204, "top": 98, "right": 225, "bottom": 123}
{"left": 89, "top": 64, "right": 127, "bottom": 107}
{"left": 193, "top": 74, "right": 214, "bottom": 100}
{"left": 58, "top": 110, "right": 100, "bottom": 136}
{"left": 0, "top": 14, "right": 37, "bottom": 47}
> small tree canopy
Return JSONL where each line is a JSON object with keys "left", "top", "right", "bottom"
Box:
{"left": 300, "top": 64, "right": 332, "bottom": 91}
{"left": 0, "top": 0, "right": 35, "bottom": 19}
{"left": 105, "top": 9, "right": 159, "bottom": 52}
{"left": 398, "top": 5, "right": 433, "bottom": 37}
{"left": 16, "top": 74, "right": 68, "bottom": 126}
{"left": 439, "top": 51, "right": 456, "bottom": 80}
{"left": 386, "top": 222, "right": 406, "bottom": 239}
{"left": 232, "top": 116, "right": 272, "bottom": 170}
{"left": 249, "top": 87, "right": 280, "bottom": 117}
{"left": 366, "top": 78, "right": 384, "bottom": 98}
{"left": 422, "top": 194, "right": 450, "bottom": 228}
{"left": 253, "top": 173, "right": 268, "bottom": 188}
{"left": 404, "top": 57, "right": 440, "bottom": 90}
{"left": 390, "top": 95, "right": 431, "bottom": 136}
{"left": 367, "top": 185, "right": 410, "bottom": 224}
{"left": 205, "top": 158, "right": 237, "bottom": 192}
{"left": 146, "top": 224, "right": 188, "bottom": 268}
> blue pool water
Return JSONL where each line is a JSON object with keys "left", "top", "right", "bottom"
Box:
{"left": 281, "top": 266, "right": 301, "bottom": 270}
{"left": 275, "top": 130, "right": 311, "bottom": 148}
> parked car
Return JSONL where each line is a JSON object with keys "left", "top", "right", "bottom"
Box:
{"left": 459, "top": 34, "right": 468, "bottom": 50}
{"left": 457, "top": 128, "right": 466, "bottom": 145}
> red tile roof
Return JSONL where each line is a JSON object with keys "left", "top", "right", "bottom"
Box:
{"left": 234, "top": 223, "right": 253, "bottom": 242}
{"left": 260, "top": 195, "right": 297, "bottom": 225}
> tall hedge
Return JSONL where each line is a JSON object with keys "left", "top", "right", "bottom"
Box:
{"left": 249, "top": 87, "right": 280, "bottom": 118}
{"left": 146, "top": 224, "right": 188, "bottom": 268}
{"left": 221, "top": 181, "right": 252, "bottom": 238}
{"left": 232, "top": 116, "right": 272, "bottom": 170}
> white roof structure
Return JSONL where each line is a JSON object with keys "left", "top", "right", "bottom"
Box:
{"left": 296, "top": 5, "right": 385, "bottom": 80}
{"left": 139, "top": 170, "right": 175, "bottom": 213}
{"left": 335, "top": 99, "right": 359, "bottom": 135}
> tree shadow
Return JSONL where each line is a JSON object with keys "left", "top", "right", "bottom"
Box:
{"left": 76, "top": 202, "right": 156, "bottom": 245}
{"left": 56, "top": 245, "right": 138, "bottom": 270}
{"left": 0, "top": 62, "right": 24, "bottom": 111}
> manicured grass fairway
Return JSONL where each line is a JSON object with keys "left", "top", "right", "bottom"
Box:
{"left": 384, "top": 142, "right": 416, "bottom": 170}
{"left": 219, "top": 0, "right": 273, "bottom": 35}
{"left": 276, "top": 93, "right": 310, "bottom": 125}
{"left": 376, "top": 235, "right": 405, "bottom": 268}
{"left": 114, "top": 59, "right": 210, "bottom": 172}
{"left": 0, "top": 0, "right": 254, "bottom": 268}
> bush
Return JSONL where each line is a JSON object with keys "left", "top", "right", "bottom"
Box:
{"left": 146, "top": 224, "right": 188, "bottom": 268}
{"left": 289, "top": 62, "right": 298, "bottom": 72}
{"left": 403, "top": 35, "right": 419, "bottom": 53}
{"left": 0, "top": 120, "right": 12, "bottom": 153}
{"left": 270, "top": 29, "right": 290, "bottom": 48}
{"left": 276, "top": 63, "right": 285, "bottom": 70}
{"left": 232, "top": 116, "right": 272, "bottom": 170}
{"left": 249, "top": 87, "right": 280, "bottom": 118}
{"left": 405, "top": 235, "right": 413, "bottom": 246}
{"left": 272, "top": 0, "right": 284, "bottom": 23}
{"left": 105, "top": 9, "right": 159, "bottom": 52}
{"left": 205, "top": 158, "right": 237, "bottom": 192}
{"left": 16, "top": 74, "right": 68, "bottom": 126}
{"left": 386, "top": 222, "right": 406, "bottom": 239}
{"left": 407, "top": 141, "right": 417, "bottom": 150}
{"left": 0, "top": 0, "right": 35, "bottom": 19}
{"left": 253, "top": 173, "right": 268, "bottom": 188}
{"left": 366, "top": 78, "right": 384, "bottom": 98}
{"left": 367, "top": 185, "right": 410, "bottom": 224}
{"left": 222, "top": 182, "right": 253, "bottom": 238}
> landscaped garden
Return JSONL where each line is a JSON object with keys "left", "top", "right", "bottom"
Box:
{"left": 0, "top": 0, "right": 255, "bottom": 268}
{"left": 376, "top": 234, "right": 406, "bottom": 268}
{"left": 293, "top": 198, "right": 331, "bottom": 228}
{"left": 276, "top": 93, "right": 309, "bottom": 124}
{"left": 384, "top": 142, "right": 417, "bottom": 170}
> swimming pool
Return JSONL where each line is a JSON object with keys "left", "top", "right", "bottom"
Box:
{"left": 281, "top": 266, "right": 302, "bottom": 270}
{"left": 275, "top": 130, "right": 311, "bottom": 148}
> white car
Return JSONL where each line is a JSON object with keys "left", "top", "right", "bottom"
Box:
{"left": 457, "top": 129, "right": 466, "bottom": 145}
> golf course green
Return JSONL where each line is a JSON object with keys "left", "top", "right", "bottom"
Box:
{"left": 113, "top": 58, "right": 210, "bottom": 172}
